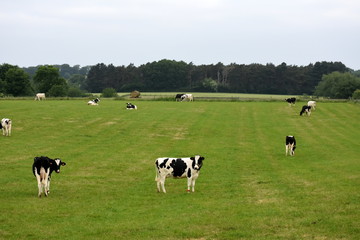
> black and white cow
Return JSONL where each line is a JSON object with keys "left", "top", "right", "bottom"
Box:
{"left": 285, "top": 136, "right": 296, "bottom": 156}
{"left": 87, "top": 98, "right": 100, "bottom": 105}
{"left": 300, "top": 105, "right": 312, "bottom": 116}
{"left": 126, "top": 102, "right": 137, "bottom": 110}
{"left": 32, "top": 156, "right": 66, "bottom": 197}
{"left": 175, "top": 93, "right": 185, "bottom": 101}
{"left": 285, "top": 97, "right": 296, "bottom": 106}
{"left": 155, "top": 155, "right": 205, "bottom": 193}
{"left": 181, "top": 93, "right": 194, "bottom": 102}
{"left": 0, "top": 118, "right": 12, "bottom": 136}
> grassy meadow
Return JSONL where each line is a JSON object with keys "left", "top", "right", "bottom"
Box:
{"left": 0, "top": 97, "right": 359, "bottom": 239}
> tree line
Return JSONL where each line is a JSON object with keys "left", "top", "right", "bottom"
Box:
{"left": 1, "top": 60, "right": 359, "bottom": 98}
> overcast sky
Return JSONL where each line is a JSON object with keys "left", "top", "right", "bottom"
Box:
{"left": 1, "top": 0, "right": 359, "bottom": 69}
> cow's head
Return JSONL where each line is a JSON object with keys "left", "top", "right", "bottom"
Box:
{"left": 190, "top": 155, "right": 204, "bottom": 170}
{"left": 52, "top": 158, "right": 66, "bottom": 173}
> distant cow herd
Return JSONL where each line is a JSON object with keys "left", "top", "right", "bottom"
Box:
{"left": 283, "top": 97, "right": 318, "bottom": 157}
{"left": 1, "top": 93, "right": 319, "bottom": 197}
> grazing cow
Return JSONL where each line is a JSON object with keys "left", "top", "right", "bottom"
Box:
{"left": 0, "top": 118, "right": 12, "bottom": 136}
{"left": 35, "top": 93, "right": 46, "bottom": 101}
{"left": 32, "top": 156, "right": 66, "bottom": 197}
{"left": 126, "top": 102, "right": 137, "bottom": 110}
{"left": 307, "top": 100, "right": 316, "bottom": 110}
{"left": 285, "top": 97, "right": 296, "bottom": 106}
{"left": 181, "top": 93, "right": 194, "bottom": 102}
{"left": 87, "top": 98, "right": 100, "bottom": 105}
{"left": 285, "top": 136, "right": 296, "bottom": 156}
{"left": 155, "top": 155, "right": 205, "bottom": 193}
{"left": 175, "top": 93, "right": 185, "bottom": 101}
{"left": 300, "top": 105, "right": 312, "bottom": 116}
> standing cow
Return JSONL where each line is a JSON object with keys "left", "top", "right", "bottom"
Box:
{"left": 155, "top": 155, "right": 205, "bottom": 193}
{"left": 32, "top": 156, "right": 66, "bottom": 197}
{"left": 35, "top": 93, "right": 46, "bottom": 101}
{"left": 300, "top": 105, "right": 312, "bottom": 116}
{"left": 181, "top": 94, "right": 194, "bottom": 102}
{"left": 307, "top": 101, "right": 316, "bottom": 110}
{"left": 0, "top": 118, "right": 12, "bottom": 136}
{"left": 285, "top": 136, "right": 296, "bottom": 156}
{"left": 285, "top": 97, "right": 296, "bottom": 106}
{"left": 175, "top": 94, "right": 185, "bottom": 101}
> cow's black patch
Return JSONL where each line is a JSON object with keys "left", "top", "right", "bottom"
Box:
{"left": 32, "top": 156, "right": 66, "bottom": 176}
{"left": 170, "top": 159, "right": 187, "bottom": 177}
{"left": 187, "top": 168, "right": 192, "bottom": 178}
{"left": 159, "top": 158, "right": 168, "bottom": 168}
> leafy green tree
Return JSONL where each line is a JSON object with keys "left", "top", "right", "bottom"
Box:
{"left": 352, "top": 89, "right": 360, "bottom": 99}
{"left": 0, "top": 64, "right": 16, "bottom": 94}
{"left": 101, "top": 88, "right": 118, "bottom": 97}
{"left": 5, "top": 68, "right": 33, "bottom": 96}
{"left": 201, "top": 78, "right": 218, "bottom": 92}
{"left": 68, "top": 87, "right": 84, "bottom": 97}
{"left": 48, "top": 84, "right": 68, "bottom": 97}
{"left": 33, "top": 65, "right": 68, "bottom": 94}
{"left": 142, "top": 60, "right": 189, "bottom": 91}
{"left": 314, "top": 72, "right": 360, "bottom": 98}
{"left": 86, "top": 63, "right": 107, "bottom": 93}
{"left": 68, "top": 74, "right": 87, "bottom": 90}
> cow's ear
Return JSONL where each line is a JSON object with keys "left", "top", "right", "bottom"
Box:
{"left": 61, "top": 162, "right": 66, "bottom": 166}
{"left": 200, "top": 157, "right": 204, "bottom": 161}
{"left": 190, "top": 157, "right": 195, "bottom": 160}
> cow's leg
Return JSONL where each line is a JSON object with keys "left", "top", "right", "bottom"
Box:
{"left": 160, "top": 177, "right": 166, "bottom": 193}
{"left": 192, "top": 179, "right": 196, "bottom": 192}
{"left": 35, "top": 173, "right": 42, "bottom": 197}
{"left": 187, "top": 178, "right": 192, "bottom": 192}
{"left": 8, "top": 125, "right": 11, "bottom": 136}
{"left": 156, "top": 180, "right": 161, "bottom": 192}
{"left": 46, "top": 176, "right": 51, "bottom": 195}
{"left": 44, "top": 169, "right": 50, "bottom": 197}
{"left": 285, "top": 145, "right": 288, "bottom": 156}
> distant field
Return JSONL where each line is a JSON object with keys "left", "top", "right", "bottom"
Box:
{"left": 118, "top": 92, "right": 303, "bottom": 101}
{"left": 0, "top": 99, "right": 359, "bottom": 239}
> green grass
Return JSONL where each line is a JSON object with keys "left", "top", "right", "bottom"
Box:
{"left": 0, "top": 99, "right": 359, "bottom": 239}
{"left": 118, "top": 92, "right": 301, "bottom": 101}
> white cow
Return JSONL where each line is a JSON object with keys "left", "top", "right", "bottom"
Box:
{"left": 35, "top": 93, "right": 46, "bottom": 101}
{"left": 0, "top": 118, "right": 12, "bottom": 136}
{"left": 307, "top": 101, "right": 316, "bottom": 110}
{"left": 181, "top": 94, "right": 193, "bottom": 102}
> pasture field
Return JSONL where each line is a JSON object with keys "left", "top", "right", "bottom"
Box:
{"left": 117, "top": 92, "right": 302, "bottom": 101}
{"left": 0, "top": 99, "right": 359, "bottom": 240}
